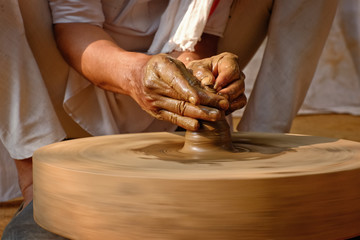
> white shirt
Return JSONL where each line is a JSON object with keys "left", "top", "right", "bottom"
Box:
{"left": 47, "top": 0, "right": 233, "bottom": 136}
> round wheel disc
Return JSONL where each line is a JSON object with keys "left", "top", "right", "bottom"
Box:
{"left": 33, "top": 132, "right": 360, "bottom": 239}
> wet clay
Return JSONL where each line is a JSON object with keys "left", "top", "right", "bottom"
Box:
{"left": 181, "top": 116, "right": 235, "bottom": 153}
{"left": 135, "top": 117, "right": 291, "bottom": 164}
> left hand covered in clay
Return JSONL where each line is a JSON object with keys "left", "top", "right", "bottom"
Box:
{"left": 186, "top": 52, "right": 247, "bottom": 115}
{"left": 138, "top": 54, "right": 230, "bottom": 131}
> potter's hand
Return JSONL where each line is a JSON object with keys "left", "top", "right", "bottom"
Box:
{"left": 187, "top": 52, "right": 247, "bottom": 115}
{"left": 135, "top": 54, "right": 230, "bottom": 131}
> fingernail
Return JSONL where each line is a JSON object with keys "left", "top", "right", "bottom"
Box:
{"left": 202, "top": 76, "right": 213, "bottom": 86}
{"left": 210, "top": 110, "right": 220, "bottom": 120}
{"left": 186, "top": 121, "right": 200, "bottom": 131}
{"left": 214, "top": 82, "right": 221, "bottom": 91}
{"left": 219, "top": 99, "right": 229, "bottom": 110}
{"left": 193, "top": 121, "right": 200, "bottom": 130}
{"left": 189, "top": 96, "right": 197, "bottom": 105}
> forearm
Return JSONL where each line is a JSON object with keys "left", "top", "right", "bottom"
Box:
{"left": 54, "top": 23, "right": 220, "bottom": 96}
{"left": 54, "top": 23, "right": 218, "bottom": 92}
{"left": 54, "top": 23, "right": 150, "bottom": 96}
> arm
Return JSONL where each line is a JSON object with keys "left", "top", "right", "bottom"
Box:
{"left": 54, "top": 23, "right": 149, "bottom": 96}
{"left": 54, "top": 23, "right": 230, "bottom": 131}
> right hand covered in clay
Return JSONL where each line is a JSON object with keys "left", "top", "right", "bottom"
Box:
{"left": 186, "top": 52, "right": 247, "bottom": 115}
{"left": 133, "top": 54, "right": 230, "bottom": 131}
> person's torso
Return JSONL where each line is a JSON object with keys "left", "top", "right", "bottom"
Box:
{"left": 102, "top": 0, "right": 169, "bottom": 52}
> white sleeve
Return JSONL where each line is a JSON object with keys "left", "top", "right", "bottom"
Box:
{"left": 204, "top": 0, "right": 233, "bottom": 37}
{"left": 48, "top": 0, "right": 105, "bottom": 27}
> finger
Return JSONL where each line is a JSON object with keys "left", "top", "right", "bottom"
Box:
{"left": 149, "top": 73, "right": 229, "bottom": 111}
{"left": 214, "top": 67, "right": 243, "bottom": 92}
{"left": 149, "top": 55, "right": 200, "bottom": 105}
{"left": 180, "top": 66, "right": 230, "bottom": 111}
{"left": 218, "top": 78, "right": 245, "bottom": 102}
{"left": 154, "top": 96, "right": 222, "bottom": 122}
{"left": 196, "top": 87, "right": 230, "bottom": 111}
{"left": 188, "top": 62, "right": 216, "bottom": 87}
{"left": 144, "top": 75, "right": 185, "bottom": 100}
{"left": 210, "top": 53, "right": 242, "bottom": 91}
{"left": 225, "top": 93, "right": 247, "bottom": 115}
{"left": 157, "top": 110, "right": 200, "bottom": 131}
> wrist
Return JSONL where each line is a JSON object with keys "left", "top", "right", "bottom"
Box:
{"left": 125, "top": 52, "right": 152, "bottom": 101}
{"left": 108, "top": 51, "right": 151, "bottom": 96}
{"left": 129, "top": 52, "right": 152, "bottom": 85}
{"left": 170, "top": 33, "right": 219, "bottom": 66}
{"left": 170, "top": 51, "right": 202, "bottom": 67}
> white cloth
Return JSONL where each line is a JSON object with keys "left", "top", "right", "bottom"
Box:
{"left": 233, "top": 0, "right": 360, "bottom": 118}
{"left": 0, "top": 142, "right": 21, "bottom": 202}
{"left": 148, "top": 0, "right": 214, "bottom": 54}
{"left": 0, "top": 0, "right": 66, "bottom": 201}
{"left": 149, "top": 0, "right": 232, "bottom": 53}
{"left": 0, "top": 0, "right": 66, "bottom": 160}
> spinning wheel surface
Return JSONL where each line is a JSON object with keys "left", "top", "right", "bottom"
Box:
{"left": 33, "top": 132, "right": 360, "bottom": 240}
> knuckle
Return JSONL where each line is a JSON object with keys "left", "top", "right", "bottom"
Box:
{"left": 151, "top": 110, "right": 162, "bottom": 119}
{"left": 144, "top": 96, "right": 160, "bottom": 112}
{"left": 148, "top": 54, "right": 172, "bottom": 71}
{"left": 222, "top": 62, "right": 239, "bottom": 76}
{"left": 167, "top": 112, "right": 178, "bottom": 125}
{"left": 187, "top": 60, "right": 200, "bottom": 68}
{"left": 143, "top": 77, "right": 154, "bottom": 88}
{"left": 227, "top": 87, "right": 237, "bottom": 97}
{"left": 148, "top": 108, "right": 161, "bottom": 120}
{"left": 154, "top": 110, "right": 165, "bottom": 120}
{"left": 232, "top": 96, "right": 247, "bottom": 109}
{"left": 176, "top": 101, "right": 187, "bottom": 116}
{"left": 153, "top": 53, "right": 168, "bottom": 62}
{"left": 223, "top": 52, "right": 239, "bottom": 60}
{"left": 144, "top": 93, "right": 156, "bottom": 103}
{"left": 230, "top": 64, "right": 241, "bottom": 76}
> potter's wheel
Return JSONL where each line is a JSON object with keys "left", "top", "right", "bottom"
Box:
{"left": 33, "top": 127, "right": 360, "bottom": 239}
